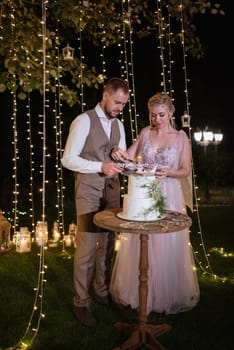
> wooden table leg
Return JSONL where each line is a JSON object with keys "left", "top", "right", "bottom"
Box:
{"left": 113, "top": 234, "right": 171, "bottom": 350}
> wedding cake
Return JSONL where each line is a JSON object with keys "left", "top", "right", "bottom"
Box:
{"left": 119, "top": 173, "right": 165, "bottom": 221}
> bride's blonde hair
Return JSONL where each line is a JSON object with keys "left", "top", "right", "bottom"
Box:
{"left": 148, "top": 93, "right": 176, "bottom": 128}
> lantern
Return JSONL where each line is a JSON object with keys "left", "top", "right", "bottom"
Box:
{"left": 16, "top": 227, "right": 31, "bottom": 253}
{"left": 0, "top": 210, "right": 11, "bottom": 253}
{"left": 35, "top": 221, "right": 48, "bottom": 246}
{"left": 62, "top": 43, "right": 74, "bottom": 61}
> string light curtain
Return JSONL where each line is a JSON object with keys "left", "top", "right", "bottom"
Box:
{"left": 155, "top": 0, "right": 214, "bottom": 278}
{"left": 156, "top": 0, "right": 168, "bottom": 94}
{"left": 120, "top": 0, "right": 139, "bottom": 143}
{"left": 26, "top": 93, "right": 36, "bottom": 238}
{"left": 177, "top": 0, "right": 214, "bottom": 277}
{"left": 77, "top": 29, "right": 86, "bottom": 112}
{"left": 53, "top": 22, "right": 66, "bottom": 241}
{"left": 8, "top": 1, "right": 49, "bottom": 349}
{"left": 8, "top": 1, "right": 20, "bottom": 235}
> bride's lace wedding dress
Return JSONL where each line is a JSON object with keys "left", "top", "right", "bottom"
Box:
{"left": 110, "top": 128, "right": 200, "bottom": 315}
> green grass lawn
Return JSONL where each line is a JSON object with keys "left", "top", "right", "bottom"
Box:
{"left": 0, "top": 206, "right": 234, "bottom": 350}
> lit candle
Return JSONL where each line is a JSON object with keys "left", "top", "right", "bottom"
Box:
{"left": 64, "top": 235, "right": 72, "bottom": 247}
{"left": 36, "top": 221, "right": 48, "bottom": 246}
{"left": 16, "top": 233, "right": 31, "bottom": 253}
{"left": 52, "top": 221, "right": 60, "bottom": 242}
{"left": 53, "top": 231, "right": 60, "bottom": 242}
{"left": 20, "top": 238, "right": 28, "bottom": 251}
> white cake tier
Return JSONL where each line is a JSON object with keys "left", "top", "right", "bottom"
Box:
{"left": 121, "top": 174, "right": 164, "bottom": 221}
{"left": 122, "top": 195, "right": 162, "bottom": 221}
{"left": 127, "top": 174, "right": 156, "bottom": 198}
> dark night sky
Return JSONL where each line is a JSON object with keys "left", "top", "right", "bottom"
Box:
{"left": 186, "top": 0, "right": 233, "bottom": 151}
{"left": 131, "top": 0, "right": 233, "bottom": 151}
{"left": 184, "top": 0, "right": 233, "bottom": 150}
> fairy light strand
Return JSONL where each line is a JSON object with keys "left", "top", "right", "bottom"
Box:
{"left": 167, "top": 10, "right": 174, "bottom": 98}
{"left": 54, "top": 22, "right": 66, "bottom": 238}
{"left": 54, "top": 22, "right": 70, "bottom": 257}
{"left": 178, "top": 0, "right": 214, "bottom": 276}
{"left": 158, "top": 4, "right": 176, "bottom": 124}
{"left": 156, "top": 0, "right": 167, "bottom": 93}
{"left": 100, "top": 29, "right": 107, "bottom": 83}
{"left": 78, "top": 27, "right": 85, "bottom": 111}
{"left": 11, "top": 92, "right": 19, "bottom": 235}
{"left": 8, "top": 1, "right": 19, "bottom": 236}
{"left": 120, "top": 0, "right": 138, "bottom": 143}
{"left": 41, "top": 1, "right": 47, "bottom": 227}
{"left": 26, "top": 93, "right": 36, "bottom": 238}
{"left": 119, "top": 0, "right": 138, "bottom": 199}
{"left": 122, "top": 0, "right": 138, "bottom": 140}
{"left": 10, "top": 1, "right": 49, "bottom": 349}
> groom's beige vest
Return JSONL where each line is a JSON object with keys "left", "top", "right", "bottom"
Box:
{"left": 74, "top": 108, "right": 121, "bottom": 215}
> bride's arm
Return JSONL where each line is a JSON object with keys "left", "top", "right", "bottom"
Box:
{"left": 127, "top": 127, "right": 149, "bottom": 161}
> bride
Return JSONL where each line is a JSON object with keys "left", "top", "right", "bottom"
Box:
{"left": 110, "top": 92, "right": 200, "bottom": 315}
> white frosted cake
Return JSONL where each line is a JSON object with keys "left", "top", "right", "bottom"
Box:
{"left": 120, "top": 174, "right": 164, "bottom": 221}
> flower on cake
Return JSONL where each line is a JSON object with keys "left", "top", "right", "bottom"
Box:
{"left": 141, "top": 179, "right": 164, "bottom": 217}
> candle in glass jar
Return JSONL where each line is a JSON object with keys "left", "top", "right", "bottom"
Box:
{"left": 64, "top": 235, "right": 72, "bottom": 247}
{"left": 16, "top": 232, "right": 31, "bottom": 253}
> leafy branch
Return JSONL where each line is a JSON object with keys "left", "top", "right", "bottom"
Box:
{"left": 0, "top": 0, "right": 224, "bottom": 106}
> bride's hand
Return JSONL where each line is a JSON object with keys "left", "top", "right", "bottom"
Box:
{"left": 155, "top": 167, "right": 169, "bottom": 179}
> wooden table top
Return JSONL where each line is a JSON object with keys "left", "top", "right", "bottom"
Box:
{"left": 94, "top": 208, "right": 192, "bottom": 234}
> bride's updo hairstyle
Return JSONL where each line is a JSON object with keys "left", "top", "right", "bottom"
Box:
{"left": 148, "top": 92, "right": 176, "bottom": 128}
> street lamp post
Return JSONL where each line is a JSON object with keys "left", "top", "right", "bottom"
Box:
{"left": 193, "top": 126, "right": 223, "bottom": 200}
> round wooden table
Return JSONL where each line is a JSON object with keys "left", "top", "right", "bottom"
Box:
{"left": 94, "top": 208, "right": 192, "bottom": 350}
